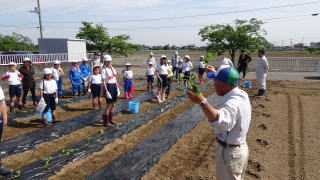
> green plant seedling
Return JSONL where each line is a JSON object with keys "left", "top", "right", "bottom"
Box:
{"left": 62, "top": 148, "right": 79, "bottom": 156}
{"left": 11, "top": 169, "right": 21, "bottom": 178}
{"left": 99, "top": 129, "right": 104, "bottom": 135}
{"left": 115, "top": 123, "right": 122, "bottom": 129}
{"left": 42, "top": 156, "right": 52, "bottom": 168}
{"left": 15, "top": 110, "right": 28, "bottom": 115}
{"left": 86, "top": 136, "right": 93, "bottom": 145}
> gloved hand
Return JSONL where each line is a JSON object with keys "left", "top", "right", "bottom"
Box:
{"left": 1, "top": 75, "right": 10, "bottom": 80}
{"left": 18, "top": 74, "right": 24, "bottom": 78}
{"left": 106, "top": 91, "right": 112, "bottom": 99}
{"left": 55, "top": 97, "right": 59, "bottom": 104}
{"left": 88, "top": 88, "right": 91, "bottom": 93}
{"left": 117, "top": 88, "right": 121, "bottom": 97}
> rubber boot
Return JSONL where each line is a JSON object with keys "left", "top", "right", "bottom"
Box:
{"left": 103, "top": 114, "right": 112, "bottom": 127}
{"left": 9, "top": 106, "right": 14, "bottom": 113}
{"left": 0, "top": 163, "right": 12, "bottom": 176}
{"left": 128, "top": 92, "right": 133, "bottom": 98}
{"left": 109, "top": 112, "right": 116, "bottom": 124}
{"left": 124, "top": 92, "right": 129, "bottom": 99}
{"left": 256, "top": 89, "right": 264, "bottom": 98}
{"left": 18, "top": 105, "right": 22, "bottom": 110}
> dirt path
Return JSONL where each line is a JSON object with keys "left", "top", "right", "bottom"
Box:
{"left": 142, "top": 80, "right": 320, "bottom": 180}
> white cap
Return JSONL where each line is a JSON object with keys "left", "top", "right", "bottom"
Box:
{"left": 9, "top": 62, "right": 17, "bottom": 66}
{"left": 82, "top": 57, "right": 88, "bottom": 61}
{"left": 103, "top": 55, "right": 112, "bottom": 61}
{"left": 200, "top": 55, "right": 205, "bottom": 58}
{"left": 148, "top": 62, "right": 153, "bottom": 65}
{"left": 93, "top": 65, "right": 100, "bottom": 69}
{"left": 175, "top": 51, "right": 178, "bottom": 55}
{"left": 71, "top": 60, "right": 78, "bottom": 63}
{"left": 160, "top": 55, "right": 167, "bottom": 59}
{"left": 23, "top": 57, "right": 31, "bottom": 62}
{"left": 125, "top": 63, "right": 131, "bottom": 66}
{"left": 43, "top": 68, "right": 53, "bottom": 74}
{"left": 54, "top": 60, "right": 61, "bottom": 64}
{"left": 167, "top": 60, "right": 171, "bottom": 63}
{"left": 221, "top": 57, "right": 234, "bottom": 67}
{"left": 185, "top": 55, "right": 190, "bottom": 59}
{"left": 150, "top": 52, "right": 154, "bottom": 56}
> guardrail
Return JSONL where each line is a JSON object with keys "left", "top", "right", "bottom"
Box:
{"left": 0, "top": 53, "right": 94, "bottom": 65}
{"left": 211, "top": 56, "right": 320, "bottom": 71}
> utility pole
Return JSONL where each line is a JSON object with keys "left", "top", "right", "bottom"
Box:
{"left": 30, "top": 0, "right": 43, "bottom": 39}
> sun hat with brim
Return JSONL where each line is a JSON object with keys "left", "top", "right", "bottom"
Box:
{"left": 82, "top": 57, "right": 88, "bottom": 61}
{"left": 160, "top": 55, "right": 167, "bottom": 59}
{"left": 23, "top": 57, "right": 31, "bottom": 62}
{"left": 43, "top": 68, "right": 53, "bottom": 74}
{"left": 103, "top": 55, "right": 112, "bottom": 61}
{"left": 207, "top": 65, "right": 240, "bottom": 85}
{"left": 54, "top": 60, "right": 61, "bottom": 64}
{"left": 8, "top": 62, "right": 17, "bottom": 66}
{"left": 71, "top": 60, "right": 79, "bottom": 63}
{"left": 148, "top": 62, "right": 153, "bottom": 65}
{"left": 125, "top": 63, "right": 131, "bottom": 66}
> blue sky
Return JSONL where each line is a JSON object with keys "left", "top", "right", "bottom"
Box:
{"left": 0, "top": 0, "right": 319, "bottom": 46}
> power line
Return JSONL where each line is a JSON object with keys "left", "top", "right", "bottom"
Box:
{"left": 43, "top": 1, "right": 320, "bottom": 24}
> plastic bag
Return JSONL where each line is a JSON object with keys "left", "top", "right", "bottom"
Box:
{"left": 36, "top": 98, "right": 46, "bottom": 111}
{"left": 117, "top": 88, "right": 121, "bottom": 97}
{"left": 55, "top": 97, "right": 59, "bottom": 104}
{"left": 106, "top": 91, "right": 112, "bottom": 99}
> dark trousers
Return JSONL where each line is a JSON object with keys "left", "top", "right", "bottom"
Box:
{"left": 22, "top": 85, "right": 37, "bottom": 105}
{"left": 0, "top": 118, "right": 3, "bottom": 140}
{"left": 173, "top": 67, "right": 179, "bottom": 79}
{"left": 237, "top": 64, "right": 248, "bottom": 78}
{"left": 166, "top": 77, "right": 172, "bottom": 96}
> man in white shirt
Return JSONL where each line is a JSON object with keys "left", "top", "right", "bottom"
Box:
{"left": 255, "top": 49, "right": 269, "bottom": 97}
{"left": 146, "top": 52, "right": 156, "bottom": 68}
{"left": 171, "top": 51, "right": 182, "bottom": 79}
{"left": 187, "top": 65, "right": 251, "bottom": 180}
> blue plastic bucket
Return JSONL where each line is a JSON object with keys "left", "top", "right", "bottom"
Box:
{"left": 244, "top": 81, "right": 252, "bottom": 88}
{"left": 128, "top": 101, "right": 140, "bottom": 114}
{"left": 38, "top": 109, "right": 52, "bottom": 122}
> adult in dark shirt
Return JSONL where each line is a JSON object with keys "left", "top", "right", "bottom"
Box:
{"left": 19, "top": 57, "right": 37, "bottom": 107}
{"left": 237, "top": 50, "right": 251, "bottom": 79}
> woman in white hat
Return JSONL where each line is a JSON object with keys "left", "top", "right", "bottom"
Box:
{"left": 1, "top": 62, "right": 24, "bottom": 112}
{"left": 101, "top": 55, "right": 119, "bottom": 127}
{"left": 122, "top": 63, "right": 134, "bottom": 99}
{"left": 19, "top": 57, "right": 37, "bottom": 107}
{"left": 39, "top": 68, "right": 58, "bottom": 126}
{"left": 52, "top": 60, "right": 64, "bottom": 97}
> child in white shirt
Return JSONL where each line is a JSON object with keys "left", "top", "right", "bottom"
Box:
{"left": 88, "top": 65, "right": 102, "bottom": 109}
{"left": 122, "top": 63, "right": 134, "bottom": 99}
{"left": 146, "top": 62, "right": 155, "bottom": 91}
{"left": 198, "top": 55, "right": 206, "bottom": 84}
{"left": 52, "top": 60, "right": 64, "bottom": 97}
{"left": 181, "top": 55, "right": 193, "bottom": 88}
{"left": 1, "top": 62, "right": 24, "bottom": 112}
{"left": 39, "top": 68, "right": 58, "bottom": 126}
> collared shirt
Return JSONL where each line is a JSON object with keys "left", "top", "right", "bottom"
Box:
{"left": 198, "top": 61, "right": 206, "bottom": 69}
{"left": 156, "top": 64, "right": 169, "bottom": 75}
{"left": 256, "top": 56, "right": 269, "bottom": 76}
{"left": 80, "top": 64, "right": 91, "bottom": 77}
{"left": 40, "top": 79, "right": 58, "bottom": 94}
{"left": 181, "top": 61, "right": 193, "bottom": 72}
{"left": 102, "top": 66, "right": 117, "bottom": 84}
{"left": 52, "top": 67, "right": 62, "bottom": 81}
{"left": 88, "top": 74, "right": 102, "bottom": 84}
{"left": 209, "top": 87, "right": 251, "bottom": 145}
{"left": 146, "top": 67, "right": 155, "bottom": 76}
{"left": 122, "top": 70, "right": 133, "bottom": 79}
{"left": 3, "top": 70, "right": 22, "bottom": 85}
{"left": 171, "top": 55, "right": 182, "bottom": 68}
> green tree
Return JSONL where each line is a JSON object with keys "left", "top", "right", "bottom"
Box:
{"left": 0, "top": 33, "right": 37, "bottom": 51}
{"left": 307, "top": 47, "right": 317, "bottom": 53}
{"left": 76, "top": 21, "right": 133, "bottom": 57}
{"left": 199, "top": 18, "right": 270, "bottom": 64}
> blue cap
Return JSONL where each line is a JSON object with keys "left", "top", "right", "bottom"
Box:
{"left": 207, "top": 65, "right": 240, "bottom": 85}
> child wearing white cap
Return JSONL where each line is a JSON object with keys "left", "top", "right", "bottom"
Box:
{"left": 146, "top": 62, "right": 155, "bottom": 91}
{"left": 1, "top": 62, "right": 24, "bottom": 112}
{"left": 181, "top": 55, "right": 193, "bottom": 88}
{"left": 101, "top": 55, "right": 119, "bottom": 127}
{"left": 198, "top": 55, "right": 206, "bottom": 84}
{"left": 52, "top": 60, "right": 64, "bottom": 97}
{"left": 122, "top": 63, "right": 134, "bottom": 99}
{"left": 155, "top": 55, "right": 169, "bottom": 103}
{"left": 39, "top": 68, "right": 58, "bottom": 126}
{"left": 88, "top": 65, "right": 102, "bottom": 109}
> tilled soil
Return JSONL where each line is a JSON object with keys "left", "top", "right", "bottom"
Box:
{"left": 48, "top": 88, "right": 215, "bottom": 180}
{"left": 142, "top": 80, "right": 320, "bottom": 180}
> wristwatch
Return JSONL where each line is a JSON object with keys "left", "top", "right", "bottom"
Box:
{"left": 199, "top": 98, "right": 207, "bottom": 107}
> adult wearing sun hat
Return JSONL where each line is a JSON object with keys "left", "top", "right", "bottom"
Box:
{"left": 187, "top": 64, "right": 251, "bottom": 180}
{"left": 19, "top": 57, "right": 37, "bottom": 108}
{"left": 69, "top": 60, "right": 83, "bottom": 97}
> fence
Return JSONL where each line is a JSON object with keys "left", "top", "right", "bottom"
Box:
{"left": 0, "top": 53, "right": 94, "bottom": 65}
{"left": 211, "top": 56, "right": 320, "bottom": 72}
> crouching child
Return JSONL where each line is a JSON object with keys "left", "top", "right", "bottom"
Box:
{"left": 88, "top": 65, "right": 102, "bottom": 109}
{"left": 40, "top": 68, "right": 58, "bottom": 126}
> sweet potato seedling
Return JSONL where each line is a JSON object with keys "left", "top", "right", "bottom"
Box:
{"left": 86, "top": 136, "right": 93, "bottom": 145}
{"left": 177, "top": 73, "right": 201, "bottom": 94}
{"left": 42, "top": 156, "right": 53, "bottom": 168}
{"left": 62, "top": 148, "right": 79, "bottom": 156}
{"left": 11, "top": 169, "right": 21, "bottom": 178}
{"left": 99, "top": 129, "right": 104, "bottom": 135}
{"left": 115, "top": 123, "right": 122, "bottom": 129}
